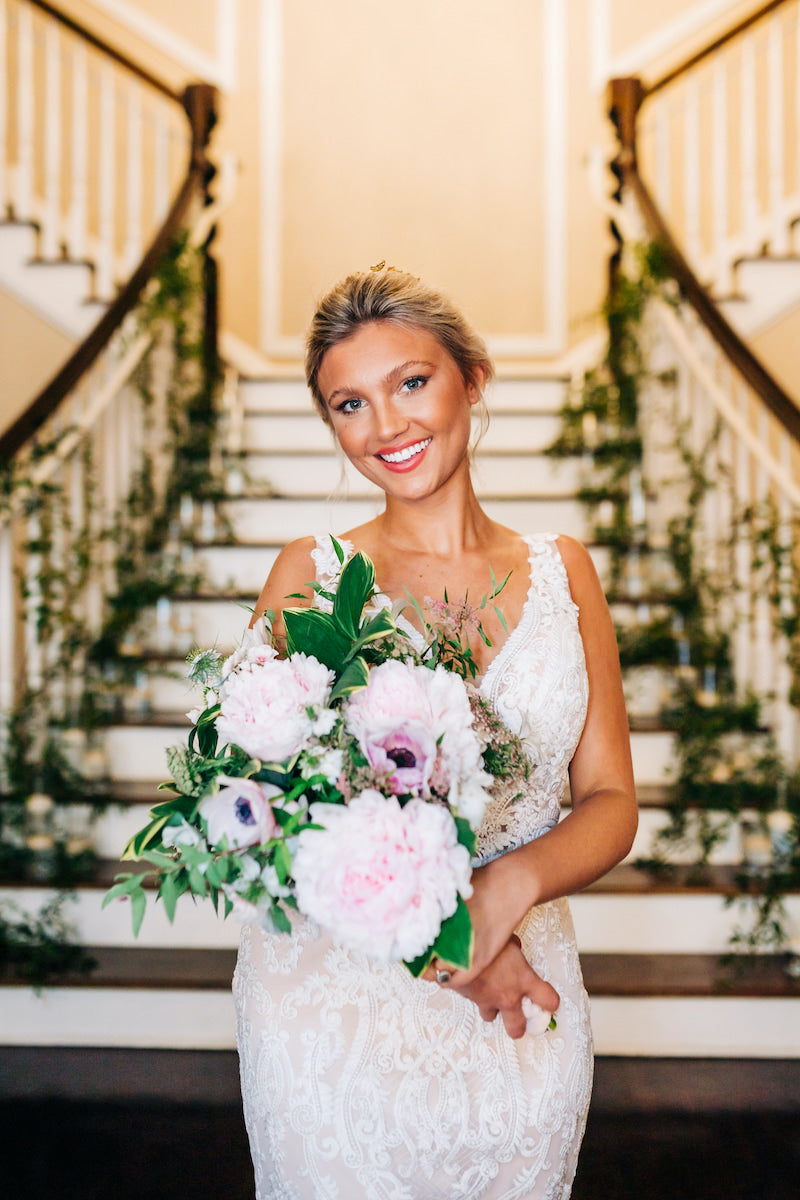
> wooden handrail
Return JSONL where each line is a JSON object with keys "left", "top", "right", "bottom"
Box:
{"left": 26, "top": 0, "right": 181, "bottom": 101}
{"left": 607, "top": 75, "right": 800, "bottom": 446}
{"left": 0, "top": 13, "right": 218, "bottom": 463}
{"left": 646, "top": 0, "right": 789, "bottom": 97}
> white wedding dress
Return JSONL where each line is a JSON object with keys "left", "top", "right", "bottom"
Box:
{"left": 233, "top": 532, "right": 593, "bottom": 1199}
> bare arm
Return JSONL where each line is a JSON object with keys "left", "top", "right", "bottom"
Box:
{"left": 249, "top": 536, "right": 319, "bottom": 640}
{"left": 430, "top": 536, "right": 637, "bottom": 1031}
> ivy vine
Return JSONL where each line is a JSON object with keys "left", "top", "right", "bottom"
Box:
{"left": 549, "top": 241, "right": 800, "bottom": 962}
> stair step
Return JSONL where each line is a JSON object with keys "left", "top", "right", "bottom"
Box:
{"left": 98, "top": 716, "right": 677, "bottom": 782}
{"left": 193, "top": 540, "right": 622, "bottom": 595}
{"left": 238, "top": 375, "right": 569, "bottom": 414}
{"left": 7, "top": 862, "right": 797, "bottom": 955}
{"left": 223, "top": 495, "right": 588, "bottom": 546}
{"left": 0, "top": 223, "right": 101, "bottom": 338}
{"left": 241, "top": 410, "right": 565, "bottom": 453}
{"left": 244, "top": 451, "right": 582, "bottom": 497}
{"left": 1, "top": 944, "right": 797, "bottom": 1055}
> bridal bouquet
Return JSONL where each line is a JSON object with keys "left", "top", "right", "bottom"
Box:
{"left": 104, "top": 540, "right": 530, "bottom": 975}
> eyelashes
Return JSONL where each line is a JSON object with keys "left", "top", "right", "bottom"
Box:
{"left": 333, "top": 375, "right": 430, "bottom": 414}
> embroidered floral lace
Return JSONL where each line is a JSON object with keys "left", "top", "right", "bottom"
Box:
{"left": 234, "top": 533, "right": 593, "bottom": 1199}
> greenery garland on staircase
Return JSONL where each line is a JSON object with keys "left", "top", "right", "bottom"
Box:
{"left": 547, "top": 242, "right": 800, "bottom": 963}
{"left": 0, "top": 233, "right": 223, "bottom": 987}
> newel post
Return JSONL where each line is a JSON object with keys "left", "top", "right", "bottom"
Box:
{"left": 606, "top": 77, "right": 646, "bottom": 289}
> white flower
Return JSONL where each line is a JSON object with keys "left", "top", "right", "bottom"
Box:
{"left": 200, "top": 776, "right": 282, "bottom": 849}
{"left": 220, "top": 617, "right": 278, "bottom": 681}
{"left": 216, "top": 652, "right": 335, "bottom": 761}
{"left": 300, "top": 746, "right": 345, "bottom": 784}
{"left": 161, "top": 820, "right": 206, "bottom": 850}
{"left": 292, "top": 790, "right": 473, "bottom": 962}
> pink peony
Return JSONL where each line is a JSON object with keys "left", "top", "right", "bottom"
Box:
{"left": 216, "top": 653, "right": 335, "bottom": 761}
{"left": 200, "top": 776, "right": 281, "bottom": 849}
{"left": 292, "top": 790, "right": 473, "bottom": 961}
{"left": 344, "top": 659, "right": 492, "bottom": 824}
{"left": 360, "top": 721, "right": 438, "bottom": 795}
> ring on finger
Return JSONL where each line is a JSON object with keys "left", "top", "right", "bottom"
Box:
{"left": 433, "top": 959, "right": 452, "bottom": 986}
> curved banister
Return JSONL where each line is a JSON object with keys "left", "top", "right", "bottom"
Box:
{"left": 25, "top": 0, "right": 181, "bottom": 100}
{"left": 607, "top": 73, "right": 800, "bottom": 446}
{"left": 645, "top": 0, "right": 788, "bottom": 96}
{"left": 0, "top": 5, "right": 218, "bottom": 462}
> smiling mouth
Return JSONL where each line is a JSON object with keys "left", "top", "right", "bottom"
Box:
{"left": 377, "top": 438, "right": 432, "bottom": 464}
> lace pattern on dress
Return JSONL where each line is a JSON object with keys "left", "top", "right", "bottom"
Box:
{"left": 233, "top": 532, "right": 593, "bottom": 1199}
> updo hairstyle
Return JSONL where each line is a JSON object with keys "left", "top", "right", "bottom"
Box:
{"left": 305, "top": 267, "right": 495, "bottom": 427}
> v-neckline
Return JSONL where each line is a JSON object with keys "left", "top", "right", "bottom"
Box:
{"left": 368, "top": 535, "right": 537, "bottom": 685}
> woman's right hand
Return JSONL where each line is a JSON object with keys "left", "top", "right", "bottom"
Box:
{"left": 449, "top": 938, "right": 560, "bottom": 1040}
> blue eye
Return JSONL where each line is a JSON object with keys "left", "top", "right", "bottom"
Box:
{"left": 401, "top": 375, "right": 427, "bottom": 393}
{"left": 337, "top": 396, "right": 365, "bottom": 414}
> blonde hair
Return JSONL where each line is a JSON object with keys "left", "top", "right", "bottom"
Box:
{"left": 305, "top": 268, "right": 494, "bottom": 427}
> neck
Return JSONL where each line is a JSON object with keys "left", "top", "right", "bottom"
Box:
{"left": 378, "top": 473, "right": 492, "bottom": 558}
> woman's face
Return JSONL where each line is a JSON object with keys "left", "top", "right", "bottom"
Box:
{"left": 317, "top": 321, "right": 481, "bottom": 501}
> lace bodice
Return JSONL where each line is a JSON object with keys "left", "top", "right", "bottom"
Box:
{"left": 234, "top": 532, "right": 593, "bottom": 1199}
{"left": 310, "top": 532, "right": 589, "bottom": 864}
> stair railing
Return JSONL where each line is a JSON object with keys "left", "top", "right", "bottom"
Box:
{"left": 0, "top": 1, "right": 218, "bottom": 754}
{"left": 606, "top": 0, "right": 800, "bottom": 766}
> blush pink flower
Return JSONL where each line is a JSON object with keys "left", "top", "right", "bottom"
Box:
{"left": 200, "top": 776, "right": 281, "bottom": 849}
{"left": 216, "top": 653, "right": 335, "bottom": 761}
{"left": 292, "top": 790, "right": 473, "bottom": 961}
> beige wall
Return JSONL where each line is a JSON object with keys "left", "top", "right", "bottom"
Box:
{"left": 0, "top": 292, "right": 75, "bottom": 433}
{"left": 10, "top": 0, "right": 773, "bottom": 388}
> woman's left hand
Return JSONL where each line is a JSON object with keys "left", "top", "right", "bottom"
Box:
{"left": 425, "top": 937, "right": 559, "bottom": 1040}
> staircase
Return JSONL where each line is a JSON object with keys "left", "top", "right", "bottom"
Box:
{"left": 3, "top": 367, "right": 799, "bottom": 1072}
{"left": 2, "top": 0, "right": 800, "bottom": 1098}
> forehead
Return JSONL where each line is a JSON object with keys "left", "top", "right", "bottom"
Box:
{"left": 318, "top": 321, "right": 451, "bottom": 391}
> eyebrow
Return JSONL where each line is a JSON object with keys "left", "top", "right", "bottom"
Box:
{"left": 326, "top": 360, "right": 436, "bottom": 408}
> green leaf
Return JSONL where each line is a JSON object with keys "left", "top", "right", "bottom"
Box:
{"left": 354, "top": 608, "right": 396, "bottom": 647}
{"left": 130, "top": 887, "right": 147, "bottom": 937}
{"left": 122, "top": 815, "right": 170, "bottom": 860}
{"left": 333, "top": 551, "right": 376, "bottom": 638}
{"left": 431, "top": 897, "right": 474, "bottom": 969}
{"left": 329, "top": 655, "right": 369, "bottom": 702}
{"left": 270, "top": 901, "right": 292, "bottom": 933}
{"left": 330, "top": 535, "right": 346, "bottom": 565}
{"left": 454, "top": 816, "right": 477, "bottom": 856}
{"left": 158, "top": 870, "right": 185, "bottom": 922}
{"left": 102, "top": 873, "right": 149, "bottom": 907}
{"left": 283, "top": 607, "right": 351, "bottom": 672}
{"left": 403, "top": 897, "right": 473, "bottom": 977}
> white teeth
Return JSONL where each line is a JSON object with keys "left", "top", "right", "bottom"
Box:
{"left": 379, "top": 438, "right": 431, "bottom": 464}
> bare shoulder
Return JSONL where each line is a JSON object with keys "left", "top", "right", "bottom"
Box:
{"left": 252, "top": 535, "right": 318, "bottom": 624}
{"left": 553, "top": 534, "right": 604, "bottom": 605}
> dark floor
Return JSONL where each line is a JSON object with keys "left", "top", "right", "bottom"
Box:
{"left": 2, "top": 1099, "right": 799, "bottom": 1199}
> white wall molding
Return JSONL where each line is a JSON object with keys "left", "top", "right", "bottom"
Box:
{"left": 259, "top": 0, "right": 568, "bottom": 362}
{"left": 88, "top": 0, "right": 238, "bottom": 90}
{"left": 590, "top": 0, "right": 752, "bottom": 91}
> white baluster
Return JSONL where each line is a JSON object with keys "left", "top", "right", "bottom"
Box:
{"left": 0, "top": 521, "right": 14, "bottom": 714}
{"left": 153, "top": 101, "right": 170, "bottom": 223}
{"left": 69, "top": 38, "right": 88, "bottom": 263}
{"left": 654, "top": 97, "right": 670, "bottom": 220}
{"left": 41, "top": 19, "right": 61, "bottom": 259}
{"left": 0, "top": 0, "right": 7, "bottom": 213}
{"left": 684, "top": 76, "right": 702, "bottom": 270}
{"left": 767, "top": 13, "right": 788, "bottom": 254}
{"left": 97, "top": 60, "right": 115, "bottom": 298}
{"left": 711, "top": 56, "right": 731, "bottom": 294}
{"left": 15, "top": 0, "right": 33, "bottom": 220}
{"left": 739, "top": 36, "right": 759, "bottom": 256}
{"left": 124, "top": 79, "right": 143, "bottom": 273}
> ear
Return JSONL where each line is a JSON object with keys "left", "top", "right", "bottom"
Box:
{"left": 466, "top": 365, "right": 487, "bottom": 407}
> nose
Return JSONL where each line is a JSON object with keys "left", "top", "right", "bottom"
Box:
{"left": 373, "top": 399, "right": 409, "bottom": 444}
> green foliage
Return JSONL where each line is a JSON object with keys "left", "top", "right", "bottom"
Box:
{"left": 1, "top": 233, "right": 222, "bottom": 982}
{"left": 0, "top": 896, "right": 96, "bottom": 991}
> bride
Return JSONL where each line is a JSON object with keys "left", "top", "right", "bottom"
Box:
{"left": 233, "top": 266, "right": 637, "bottom": 1199}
